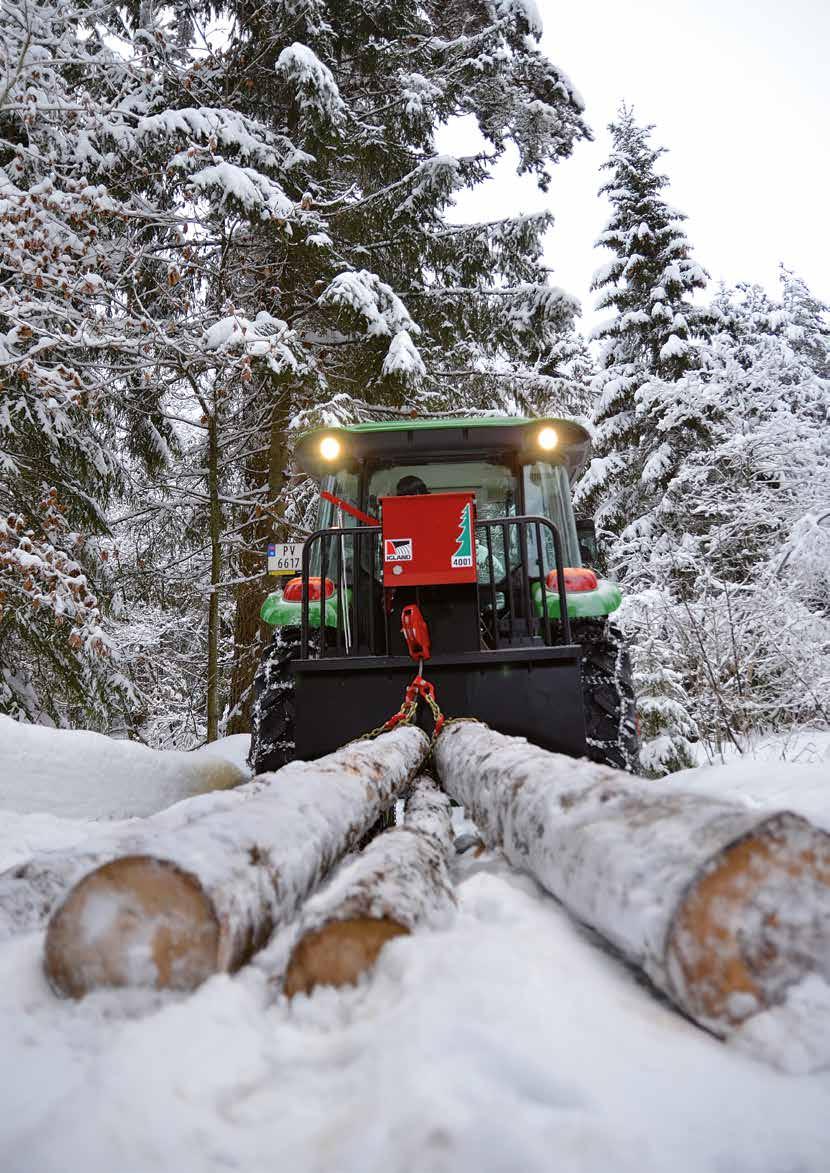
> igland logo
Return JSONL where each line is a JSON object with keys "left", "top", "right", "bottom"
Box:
{"left": 384, "top": 538, "right": 413, "bottom": 562}
{"left": 451, "top": 503, "right": 474, "bottom": 568}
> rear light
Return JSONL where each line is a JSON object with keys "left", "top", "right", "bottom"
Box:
{"left": 282, "top": 576, "right": 335, "bottom": 601}
{"left": 546, "top": 567, "right": 598, "bottom": 593}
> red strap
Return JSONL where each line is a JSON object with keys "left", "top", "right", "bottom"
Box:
{"left": 321, "top": 490, "right": 378, "bottom": 527}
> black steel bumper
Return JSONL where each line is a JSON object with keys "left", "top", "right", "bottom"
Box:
{"left": 292, "top": 645, "right": 586, "bottom": 760}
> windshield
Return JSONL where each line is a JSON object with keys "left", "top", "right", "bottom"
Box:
{"left": 308, "top": 460, "right": 580, "bottom": 583}
{"left": 523, "top": 463, "right": 582, "bottom": 567}
{"left": 367, "top": 460, "right": 518, "bottom": 520}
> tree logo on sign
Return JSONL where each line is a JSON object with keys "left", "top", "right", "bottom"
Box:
{"left": 451, "top": 504, "right": 474, "bottom": 568}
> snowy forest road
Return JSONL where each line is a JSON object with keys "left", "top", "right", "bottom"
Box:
{"left": 1, "top": 847, "right": 829, "bottom": 1173}
{"left": 1, "top": 730, "right": 830, "bottom": 1172}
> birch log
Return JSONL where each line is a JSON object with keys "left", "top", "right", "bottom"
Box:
{"left": 44, "top": 727, "right": 429, "bottom": 998}
{"left": 433, "top": 721, "right": 830, "bottom": 1037}
{"left": 283, "top": 774, "right": 456, "bottom": 996}
{"left": 1, "top": 782, "right": 273, "bottom": 940}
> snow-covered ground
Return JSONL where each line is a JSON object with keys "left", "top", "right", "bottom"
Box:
{"left": 0, "top": 716, "right": 250, "bottom": 819}
{"left": 0, "top": 733, "right": 829, "bottom": 1172}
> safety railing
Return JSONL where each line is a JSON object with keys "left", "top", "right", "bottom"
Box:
{"left": 299, "top": 515, "right": 571, "bottom": 658}
{"left": 299, "top": 524, "right": 384, "bottom": 659}
{"left": 476, "top": 515, "right": 572, "bottom": 648}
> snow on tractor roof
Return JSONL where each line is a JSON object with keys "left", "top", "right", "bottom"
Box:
{"left": 294, "top": 416, "right": 592, "bottom": 480}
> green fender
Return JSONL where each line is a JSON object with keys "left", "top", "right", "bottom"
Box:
{"left": 532, "top": 577, "right": 622, "bottom": 620}
{"left": 261, "top": 589, "right": 349, "bottom": 629}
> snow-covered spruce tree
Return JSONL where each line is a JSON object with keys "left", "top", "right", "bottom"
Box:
{"left": 618, "top": 590, "right": 698, "bottom": 775}
{"left": 779, "top": 265, "right": 830, "bottom": 380}
{"left": 575, "top": 106, "right": 708, "bottom": 570}
{"left": 0, "top": 0, "right": 313, "bottom": 730}
{"left": 202, "top": 0, "right": 591, "bottom": 730}
{"left": 634, "top": 279, "right": 830, "bottom": 756}
{"left": 0, "top": 0, "right": 142, "bottom": 722}
{"left": 571, "top": 108, "right": 709, "bottom": 773}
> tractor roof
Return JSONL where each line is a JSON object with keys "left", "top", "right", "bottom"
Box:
{"left": 294, "top": 416, "right": 592, "bottom": 481}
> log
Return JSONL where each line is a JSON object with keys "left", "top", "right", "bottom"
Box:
{"left": 284, "top": 774, "right": 456, "bottom": 996}
{"left": 1, "top": 775, "right": 274, "bottom": 940}
{"left": 44, "top": 727, "right": 429, "bottom": 997}
{"left": 433, "top": 721, "right": 830, "bottom": 1037}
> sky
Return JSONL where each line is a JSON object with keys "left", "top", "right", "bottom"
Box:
{"left": 446, "top": 0, "right": 830, "bottom": 331}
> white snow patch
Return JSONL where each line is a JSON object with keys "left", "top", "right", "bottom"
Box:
{"left": 496, "top": 0, "right": 543, "bottom": 34}
{"left": 731, "top": 974, "right": 830, "bottom": 1074}
{"left": 0, "top": 717, "right": 248, "bottom": 820}
{"left": 0, "top": 854, "right": 829, "bottom": 1171}
{"left": 79, "top": 889, "right": 121, "bottom": 945}
{"left": 671, "top": 751, "right": 830, "bottom": 831}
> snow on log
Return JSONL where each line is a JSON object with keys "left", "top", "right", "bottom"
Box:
{"left": 283, "top": 774, "right": 455, "bottom": 997}
{"left": 43, "top": 727, "right": 429, "bottom": 998}
{"left": 433, "top": 721, "right": 830, "bottom": 1038}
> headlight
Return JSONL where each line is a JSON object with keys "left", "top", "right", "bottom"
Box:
{"left": 319, "top": 435, "right": 341, "bottom": 461}
{"left": 537, "top": 426, "right": 558, "bottom": 451}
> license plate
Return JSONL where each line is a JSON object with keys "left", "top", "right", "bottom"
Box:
{"left": 267, "top": 543, "right": 304, "bottom": 575}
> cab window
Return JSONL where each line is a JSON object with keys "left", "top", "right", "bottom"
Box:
{"left": 366, "top": 461, "right": 518, "bottom": 520}
{"left": 523, "top": 462, "right": 581, "bottom": 568}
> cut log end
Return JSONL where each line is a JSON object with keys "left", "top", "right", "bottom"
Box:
{"left": 44, "top": 856, "right": 220, "bottom": 999}
{"left": 283, "top": 917, "right": 409, "bottom": 998}
{"left": 667, "top": 812, "right": 830, "bottom": 1030}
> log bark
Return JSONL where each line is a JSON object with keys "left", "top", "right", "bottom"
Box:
{"left": 283, "top": 774, "right": 456, "bottom": 997}
{"left": 44, "top": 727, "right": 429, "bottom": 997}
{"left": 1, "top": 780, "right": 266, "bottom": 940}
{"left": 433, "top": 721, "right": 830, "bottom": 1037}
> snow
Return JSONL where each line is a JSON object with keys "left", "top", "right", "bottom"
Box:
{"left": 318, "top": 269, "right": 420, "bottom": 339}
{"left": 0, "top": 736, "right": 829, "bottom": 1169}
{"left": 659, "top": 333, "right": 689, "bottom": 360}
{"left": 187, "top": 162, "right": 295, "bottom": 219}
{"left": 1, "top": 849, "right": 829, "bottom": 1172}
{"left": 275, "top": 43, "right": 345, "bottom": 124}
{"left": 0, "top": 717, "right": 248, "bottom": 819}
{"left": 671, "top": 744, "right": 830, "bottom": 831}
{"left": 382, "top": 328, "right": 425, "bottom": 380}
{"left": 496, "top": 0, "right": 543, "bottom": 36}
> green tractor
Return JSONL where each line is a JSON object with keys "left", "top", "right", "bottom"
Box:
{"left": 250, "top": 417, "right": 639, "bottom": 773}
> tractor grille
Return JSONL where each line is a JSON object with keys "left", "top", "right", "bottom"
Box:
{"left": 299, "top": 515, "right": 572, "bottom": 659}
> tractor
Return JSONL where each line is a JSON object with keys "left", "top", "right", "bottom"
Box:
{"left": 250, "top": 416, "right": 639, "bottom": 775}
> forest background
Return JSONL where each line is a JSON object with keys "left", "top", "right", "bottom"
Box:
{"left": 1, "top": 0, "right": 827, "bottom": 774}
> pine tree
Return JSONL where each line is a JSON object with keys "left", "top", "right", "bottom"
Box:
{"left": 0, "top": 0, "right": 310, "bottom": 728}
{"left": 3, "top": 0, "right": 590, "bottom": 737}
{"left": 779, "top": 266, "right": 830, "bottom": 377}
{"left": 632, "top": 279, "right": 830, "bottom": 757}
{"left": 575, "top": 106, "right": 708, "bottom": 568}
{"left": 201, "top": 0, "right": 592, "bottom": 729}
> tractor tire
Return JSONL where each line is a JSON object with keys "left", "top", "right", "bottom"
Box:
{"left": 248, "top": 626, "right": 397, "bottom": 838}
{"left": 572, "top": 618, "right": 641, "bottom": 774}
{"left": 248, "top": 625, "right": 306, "bottom": 775}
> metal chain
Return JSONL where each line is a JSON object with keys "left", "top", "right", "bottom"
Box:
{"left": 358, "top": 670, "right": 449, "bottom": 743}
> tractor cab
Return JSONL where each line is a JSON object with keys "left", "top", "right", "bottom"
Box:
{"left": 252, "top": 417, "right": 637, "bottom": 774}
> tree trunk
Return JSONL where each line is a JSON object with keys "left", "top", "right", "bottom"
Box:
{"left": 44, "top": 727, "right": 429, "bottom": 997}
{"left": 206, "top": 405, "right": 222, "bottom": 742}
{"left": 433, "top": 721, "right": 830, "bottom": 1038}
{"left": 226, "top": 391, "right": 292, "bottom": 735}
{"left": 283, "top": 774, "right": 455, "bottom": 996}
